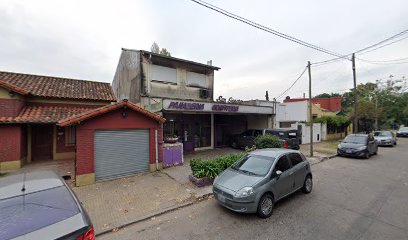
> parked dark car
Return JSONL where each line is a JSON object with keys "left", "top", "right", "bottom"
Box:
{"left": 0, "top": 171, "right": 94, "bottom": 240}
{"left": 213, "top": 149, "right": 312, "bottom": 218}
{"left": 231, "top": 129, "right": 300, "bottom": 150}
{"left": 396, "top": 127, "right": 408, "bottom": 137}
{"left": 374, "top": 131, "right": 397, "bottom": 146}
{"left": 337, "top": 134, "right": 378, "bottom": 159}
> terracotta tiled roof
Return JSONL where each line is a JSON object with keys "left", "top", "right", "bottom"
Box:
{"left": 58, "top": 100, "right": 166, "bottom": 126}
{"left": 0, "top": 71, "right": 116, "bottom": 101}
{"left": 0, "top": 105, "right": 97, "bottom": 123}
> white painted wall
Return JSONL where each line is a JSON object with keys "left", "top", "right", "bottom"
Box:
{"left": 275, "top": 101, "right": 308, "bottom": 127}
{"left": 291, "top": 123, "right": 323, "bottom": 144}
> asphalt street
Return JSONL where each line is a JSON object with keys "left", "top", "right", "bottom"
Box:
{"left": 99, "top": 138, "right": 408, "bottom": 240}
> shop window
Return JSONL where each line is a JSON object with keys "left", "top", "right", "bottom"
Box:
{"left": 65, "top": 126, "right": 76, "bottom": 146}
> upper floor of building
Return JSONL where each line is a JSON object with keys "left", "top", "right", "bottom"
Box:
{"left": 112, "top": 49, "right": 220, "bottom": 105}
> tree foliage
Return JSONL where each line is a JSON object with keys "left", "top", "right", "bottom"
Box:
{"left": 151, "top": 42, "right": 171, "bottom": 56}
{"left": 319, "top": 76, "right": 408, "bottom": 131}
{"left": 314, "top": 115, "right": 349, "bottom": 133}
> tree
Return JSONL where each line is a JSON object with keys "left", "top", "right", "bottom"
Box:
{"left": 159, "top": 48, "right": 171, "bottom": 57}
{"left": 151, "top": 42, "right": 160, "bottom": 53}
{"left": 151, "top": 42, "right": 171, "bottom": 56}
{"left": 314, "top": 92, "right": 341, "bottom": 98}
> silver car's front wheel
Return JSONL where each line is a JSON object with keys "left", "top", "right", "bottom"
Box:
{"left": 302, "top": 175, "right": 313, "bottom": 194}
{"left": 257, "top": 194, "right": 274, "bottom": 218}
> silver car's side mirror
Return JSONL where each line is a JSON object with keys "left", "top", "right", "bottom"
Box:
{"left": 276, "top": 170, "right": 283, "bottom": 176}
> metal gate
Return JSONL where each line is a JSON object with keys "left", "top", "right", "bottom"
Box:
{"left": 94, "top": 130, "right": 150, "bottom": 181}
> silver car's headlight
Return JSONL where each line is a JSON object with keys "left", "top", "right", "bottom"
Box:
{"left": 235, "top": 187, "right": 254, "bottom": 198}
{"left": 357, "top": 146, "right": 367, "bottom": 151}
{"left": 338, "top": 144, "right": 343, "bottom": 149}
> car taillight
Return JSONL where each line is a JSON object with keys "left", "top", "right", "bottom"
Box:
{"left": 282, "top": 140, "right": 289, "bottom": 148}
{"left": 77, "top": 227, "right": 94, "bottom": 240}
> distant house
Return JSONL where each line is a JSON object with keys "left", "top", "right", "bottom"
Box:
{"left": 283, "top": 96, "right": 342, "bottom": 112}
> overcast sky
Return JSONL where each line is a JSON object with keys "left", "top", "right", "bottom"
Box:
{"left": 0, "top": 0, "right": 407, "bottom": 101}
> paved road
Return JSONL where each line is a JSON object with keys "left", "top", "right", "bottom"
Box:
{"left": 99, "top": 138, "right": 408, "bottom": 240}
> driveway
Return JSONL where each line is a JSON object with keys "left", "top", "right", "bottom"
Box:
{"left": 99, "top": 138, "right": 408, "bottom": 240}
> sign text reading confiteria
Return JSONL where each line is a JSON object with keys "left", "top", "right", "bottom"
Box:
{"left": 168, "top": 101, "right": 239, "bottom": 112}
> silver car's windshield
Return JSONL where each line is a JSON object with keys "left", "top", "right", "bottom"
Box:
{"left": 399, "top": 127, "right": 408, "bottom": 131}
{"left": 374, "top": 132, "right": 391, "bottom": 137}
{"left": 231, "top": 154, "right": 275, "bottom": 176}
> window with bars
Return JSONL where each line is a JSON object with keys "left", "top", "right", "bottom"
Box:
{"left": 65, "top": 126, "right": 76, "bottom": 146}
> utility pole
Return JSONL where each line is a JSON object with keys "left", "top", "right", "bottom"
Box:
{"left": 352, "top": 53, "right": 358, "bottom": 133}
{"left": 308, "top": 61, "right": 313, "bottom": 157}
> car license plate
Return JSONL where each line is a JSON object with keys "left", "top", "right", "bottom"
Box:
{"left": 217, "top": 194, "right": 226, "bottom": 203}
{"left": 346, "top": 149, "right": 352, "bottom": 153}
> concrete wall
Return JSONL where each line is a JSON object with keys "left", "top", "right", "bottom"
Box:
{"left": 292, "top": 123, "right": 323, "bottom": 144}
{"left": 111, "top": 49, "right": 216, "bottom": 106}
{"left": 141, "top": 54, "right": 215, "bottom": 103}
{"left": 75, "top": 108, "right": 163, "bottom": 186}
{"left": 247, "top": 115, "right": 270, "bottom": 129}
{"left": 276, "top": 101, "right": 308, "bottom": 126}
{"left": 112, "top": 50, "right": 142, "bottom": 103}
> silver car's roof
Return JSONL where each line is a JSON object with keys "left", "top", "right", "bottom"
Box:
{"left": 0, "top": 171, "right": 63, "bottom": 200}
{"left": 249, "top": 148, "right": 300, "bottom": 158}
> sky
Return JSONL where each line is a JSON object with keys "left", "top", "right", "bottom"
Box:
{"left": 0, "top": 0, "right": 407, "bottom": 101}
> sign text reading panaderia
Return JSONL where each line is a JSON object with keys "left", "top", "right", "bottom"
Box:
{"left": 168, "top": 101, "right": 204, "bottom": 110}
{"left": 168, "top": 101, "right": 239, "bottom": 112}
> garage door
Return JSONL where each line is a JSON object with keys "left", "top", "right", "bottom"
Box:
{"left": 94, "top": 130, "right": 150, "bottom": 181}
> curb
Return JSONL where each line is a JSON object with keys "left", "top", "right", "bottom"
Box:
{"left": 95, "top": 192, "right": 212, "bottom": 237}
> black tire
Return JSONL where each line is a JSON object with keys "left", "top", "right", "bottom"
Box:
{"left": 256, "top": 194, "right": 274, "bottom": 218}
{"left": 302, "top": 175, "right": 313, "bottom": 194}
{"left": 364, "top": 151, "right": 370, "bottom": 159}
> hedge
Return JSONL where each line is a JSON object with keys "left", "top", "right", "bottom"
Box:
{"left": 190, "top": 154, "right": 244, "bottom": 179}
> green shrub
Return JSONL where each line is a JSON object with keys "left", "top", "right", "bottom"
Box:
{"left": 254, "top": 134, "right": 282, "bottom": 149}
{"left": 190, "top": 153, "right": 244, "bottom": 179}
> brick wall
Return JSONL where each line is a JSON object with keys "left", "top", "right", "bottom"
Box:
{"left": 56, "top": 126, "right": 76, "bottom": 153}
{"left": 75, "top": 108, "right": 163, "bottom": 175}
{"left": 0, "top": 99, "right": 25, "bottom": 117}
{"left": 0, "top": 125, "right": 22, "bottom": 162}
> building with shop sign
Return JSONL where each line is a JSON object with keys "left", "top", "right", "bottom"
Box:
{"left": 112, "top": 49, "right": 275, "bottom": 151}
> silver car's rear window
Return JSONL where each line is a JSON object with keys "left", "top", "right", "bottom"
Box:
{"left": 0, "top": 186, "right": 80, "bottom": 240}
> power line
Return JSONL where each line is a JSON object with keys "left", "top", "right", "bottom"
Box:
{"left": 355, "top": 30, "right": 408, "bottom": 55}
{"left": 275, "top": 66, "right": 308, "bottom": 100}
{"left": 189, "top": 0, "right": 348, "bottom": 59}
{"left": 311, "top": 29, "right": 408, "bottom": 65}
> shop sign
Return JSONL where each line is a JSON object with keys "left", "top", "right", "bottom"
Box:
{"left": 168, "top": 101, "right": 204, "bottom": 110}
{"left": 212, "top": 104, "right": 239, "bottom": 112}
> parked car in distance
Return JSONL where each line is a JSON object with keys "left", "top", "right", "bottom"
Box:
{"left": 396, "top": 127, "right": 408, "bottom": 137}
{"left": 337, "top": 134, "right": 378, "bottom": 159}
{"left": 0, "top": 171, "right": 94, "bottom": 240}
{"left": 213, "top": 149, "right": 312, "bottom": 218}
{"left": 231, "top": 128, "right": 300, "bottom": 150}
{"left": 374, "top": 131, "right": 397, "bottom": 146}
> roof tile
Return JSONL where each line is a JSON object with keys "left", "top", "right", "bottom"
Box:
{"left": 0, "top": 71, "right": 116, "bottom": 101}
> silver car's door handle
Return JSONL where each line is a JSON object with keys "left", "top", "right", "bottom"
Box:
{"left": 288, "top": 171, "right": 294, "bottom": 176}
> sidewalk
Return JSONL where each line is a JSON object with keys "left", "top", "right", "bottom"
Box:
{"left": 73, "top": 172, "right": 195, "bottom": 235}
{"left": 82, "top": 144, "right": 337, "bottom": 236}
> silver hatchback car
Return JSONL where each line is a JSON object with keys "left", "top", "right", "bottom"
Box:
{"left": 213, "top": 149, "right": 312, "bottom": 218}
